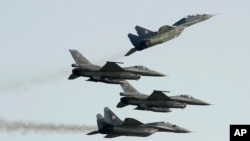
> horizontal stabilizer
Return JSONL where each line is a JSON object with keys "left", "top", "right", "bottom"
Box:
{"left": 86, "top": 131, "right": 99, "bottom": 135}
{"left": 122, "top": 118, "right": 144, "bottom": 126}
{"left": 125, "top": 48, "right": 137, "bottom": 56}
{"left": 68, "top": 74, "right": 80, "bottom": 80}
{"left": 116, "top": 102, "right": 128, "bottom": 108}
{"left": 147, "top": 91, "right": 171, "bottom": 101}
{"left": 99, "top": 62, "right": 125, "bottom": 72}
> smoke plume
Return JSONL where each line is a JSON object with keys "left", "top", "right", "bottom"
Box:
{"left": 0, "top": 50, "right": 126, "bottom": 94}
{"left": 0, "top": 118, "right": 96, "bottom": 134}
{"left": 0, "top": 69, "right": 69, "bottom": 94}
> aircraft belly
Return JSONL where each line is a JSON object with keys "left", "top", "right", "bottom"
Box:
{"left": 113, "top": 126, "right": 156, "bottom": 137}
{"left": 164, "top": 101, "right": 186, "bottom": 108}
{"left": 100, "top": 72, "right": 140, "bottom": 80}
{"left": 132, "top": 101, "right": 186, "bottom": 109}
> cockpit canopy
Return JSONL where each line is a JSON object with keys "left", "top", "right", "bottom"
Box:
{"left": 134, "top": 65, "right": 149, "bottom": 70}
{"left": 166, "top": 122, "right": 178, "bottom": 127}
{"left": 180, "top": 95, "right": 193, "bottom": 99}
{"left": 187, "top": 14, "right": 208, "bottom": 18}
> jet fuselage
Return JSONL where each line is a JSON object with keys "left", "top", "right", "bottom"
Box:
{"left": 170, "top": 95, "right": 210, "bottom": 105}
{"left": 121, "top": 97, "right": 186, "bottom": 109}
{"left": 146, "top": 122, "right": 190, "bottom": 133}
{"left": 124, "top": 66, "right": 165, "bottom": 76}
{"left": 144, "top": 26, "right": 185, "bottom": 49}
{"left": 72, "top": 68, "right": 141, "bottom": 80}
{"left": 100, "top": 126, "right": 157, "bottom": 137}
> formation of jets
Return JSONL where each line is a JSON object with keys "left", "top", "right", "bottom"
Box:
{"left": 68, "top": 14, "right": 215, "bottom": 138}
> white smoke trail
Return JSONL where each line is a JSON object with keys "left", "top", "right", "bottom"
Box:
{"left": 0, "top": 118, "right": 96, "bottom": 134}
{"left": 0, "top": 69, "right": 69, "bottom": 94}
{"left": 0, "top": 50, "right": 127, "bottom": 94}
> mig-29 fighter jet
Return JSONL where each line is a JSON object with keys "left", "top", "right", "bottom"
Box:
{"left": 117, "top": 82, "right": 210, "bottom": 112}
{"left": 68, "top": 49, "right": 165, "bottom": 84}
{"left": 87, "top": 107, "right": 190, "bottom": 138}
{"left": 125, "top": 14, "right": 216, "bottom": 56}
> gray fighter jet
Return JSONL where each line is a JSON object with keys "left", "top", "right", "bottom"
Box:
{"left": 125, "top": 14, "right": 215, "bottom": 56}
{"left": 117, "top": 82, "right": 210, "bottom": 112}
{"left": 68, "top": 49, "right": 165, "bottom": 84}
{"left": 87, "top": 107, "right": 190, "bottom": 138}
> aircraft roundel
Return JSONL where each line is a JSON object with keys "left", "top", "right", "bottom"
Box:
{"left": 112, "top": 115, "right": 116, "bottom": 120}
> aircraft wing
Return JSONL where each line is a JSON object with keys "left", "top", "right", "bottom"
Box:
{"left": 122, "top": 118, "right": 144, "bottom": 126}
{"left": 104, "top": 134, "right": 122, "bottom": 138}
{"left": 147, "top": 91, "right": 171, "bottom": 101}
{"left": 99, "top": 62, "right": 125, "bottom": 72}
{"left": 157, "top": 25, "right": 175, "bottom": 34}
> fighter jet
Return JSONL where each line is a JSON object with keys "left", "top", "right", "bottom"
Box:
{"left": 125, "top": 14, "right": 216, "bottom": 56}
{"left": 117, "top": 82, "right": 210, "bottom": 112}
{"left": 68, "top": 49, "right": 165, "bottom": 84}
{"left": 87, "top": 107, "right": 190, "bottom": 138}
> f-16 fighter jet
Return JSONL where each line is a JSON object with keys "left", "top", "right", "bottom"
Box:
{"left": 125, "top": 14, "right": 215, "bottom": 56}
{"left": 68, "top": 49, "right": 165, "bottom": 84}
{"left": 117, "top": 82, "right": 210, "bottom": 112}
{"left": 87, "top": 107, "right": 190, "bottom": 138}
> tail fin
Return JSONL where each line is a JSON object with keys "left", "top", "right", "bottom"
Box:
{"left": 125, "top": 33, "right": 144, "bottom": 56}
{"left": 69, "top": 49, "right": 92, "bottom": 64}
{"left": 120, "top": 82, "right": 139, "bottom": 93}
{"left": 128, "top": 33, "right": 143, "bottom": 48}
{"left": 87, "top": 114, "right": 104, "bottom": 135}
{"left": 104, "top": 107, "right": 123, "bottom": 125}
{"left": 135, "top": 25, "right": 156, "bottom": 38}
{"left": 96, "top": 114, "right": 106, "bottom": 129}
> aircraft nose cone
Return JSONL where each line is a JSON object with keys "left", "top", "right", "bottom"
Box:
{"left": 206, "top": 14, "right": 218, "bottom": 19}
{"left": 198, "top": 100, "right": 211, "bottom": 105}
{"left": 152, "top": 71, "right": 166, "bottom": 76}
{"left": 202, "top": 101, "right": 211, "bottom": 105}
{"left": 179, "top": 127, "right": 191, "bottom": 133}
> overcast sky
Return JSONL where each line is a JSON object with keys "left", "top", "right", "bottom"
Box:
{"left": 0, "top": 0, "right": 250, "bottom": 141}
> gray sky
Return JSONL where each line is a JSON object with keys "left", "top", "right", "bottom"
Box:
{"left": 0, "top": 0, "right": 250, "bottom": 141}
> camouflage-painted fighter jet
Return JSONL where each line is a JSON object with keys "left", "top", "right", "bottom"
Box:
{"left": 68, "top": 49, "right": 165, "bottom": 84}
{"left": 117, "top": 82, "right": 210, "bottom": 112}
{"left": 125, "top": 14, "right": 215, "bottom": 56}
{"left": 87, "top": 107, "right": 190, "bottom": 138}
